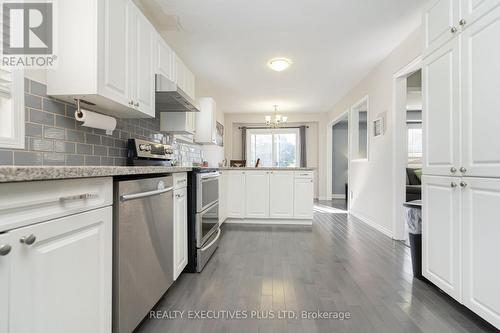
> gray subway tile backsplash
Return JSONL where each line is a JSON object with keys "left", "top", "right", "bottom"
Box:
{"left": 0, "top": 79, "right": 203, "bottom": 167}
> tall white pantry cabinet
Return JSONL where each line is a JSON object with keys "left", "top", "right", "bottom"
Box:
{"left": 422, "top": 0, "right": 500, "bottom": 329}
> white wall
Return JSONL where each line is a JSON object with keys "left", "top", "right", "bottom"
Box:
{"left": 326, "top": 27, "right": 422, "bottom": 236}
{"left": 224, "top": 112, "right": 327, "bottom": 198}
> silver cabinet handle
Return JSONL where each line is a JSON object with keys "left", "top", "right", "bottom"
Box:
{"left": 134, "top": 102, "right": 139, "bottom": 107}
{"left": 451, "top": 182, "right": 458, "bottom": 188}
{"left": 20, "top": 234, "right": 36, "bottom": 246}
{"left": 175, "top": 193, "right": 185, "bottom": 198}
{"left": 0, "top": 244, "right": 11, "bottom": 256}
{"left": 460, "top": 181, "right": 468, "bottom": 188}
{"left": 460, "top": 167, "right": 467, "bottom": 173}
{"left": 59, "top": 193, "right": 98, "bottom": 202}
{"left": 451, "top": 26, "right": 458, "bottom": 33}
{"left": 120, "top": 186, "right": 174, "bottom": 202}
{"left": 459, "top": 19, "right": 466, "bottom": 26}
{"left": 450, "top": 167, "right": 457, "bottom": 173}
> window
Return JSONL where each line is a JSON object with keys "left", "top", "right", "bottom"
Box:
{"left": 0, "top": 68, "right": 24, "bottom": 149}
{"left": 350, "top": 96, "right": 369, "bottom": 161}
{"left": 407, "top": 125, "right": 422, "bottom": 165}
{"left": 246, "top": 128, "right": 300, "bottom": 167}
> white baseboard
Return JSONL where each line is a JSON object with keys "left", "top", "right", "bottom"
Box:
{"left": 332, "top": 194, "right": 346, "bottom": 199}
{"left": 225, "top": 218, "right": 312, "bottom": 226}
{"left": 317, "top": 196, "right": 329, "bottom": 201}
{"left": 349, "top": 210, "right": 393, "bottom": 239}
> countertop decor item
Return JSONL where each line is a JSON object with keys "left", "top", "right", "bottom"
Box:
{"left": 230, "top": 160, "right": 246, "bottom": 167}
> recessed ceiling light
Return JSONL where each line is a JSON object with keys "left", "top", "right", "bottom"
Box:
{"left": 268, "top": 58, "right": 292, "bottom": 72}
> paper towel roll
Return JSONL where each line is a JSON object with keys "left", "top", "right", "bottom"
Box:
{"left": 75, "top": 109, "right": 117, "bottom": 135}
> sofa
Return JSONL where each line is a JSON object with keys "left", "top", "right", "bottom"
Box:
{"left": 406, "top": 168, "right": 422, "bottom": 202}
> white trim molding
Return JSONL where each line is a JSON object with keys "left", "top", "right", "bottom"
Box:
{"left": 0, "top": 69, "right": 25, "bottom": 149}
{"left": 349, "top": 210, "right": 393, "bottom": 239}
{"left": 225, "top": 218, "right": 312, "bottom": 226}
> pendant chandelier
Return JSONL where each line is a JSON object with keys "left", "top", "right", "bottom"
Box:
{"left": 265, "top": 105, "right": 288, "bottom": 128}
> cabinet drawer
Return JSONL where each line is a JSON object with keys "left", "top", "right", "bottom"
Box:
{"left": 0, "top": 177, "right": 113, "bottom": 232}
{"left": 294, "top": 171, "right": 314, "bottom": 179}
{"left": 173, "top": 172, "right": 188, "bottom": 189}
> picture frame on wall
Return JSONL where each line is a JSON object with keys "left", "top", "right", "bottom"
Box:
{"left": 216, "top": 121, "right": 224, "bottom": 146}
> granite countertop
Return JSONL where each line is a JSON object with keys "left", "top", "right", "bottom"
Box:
{"left": 0, "top": 166, "right": 193, "bottom": 183}
{"left": 217, "top": 167, "right": 315, "bottom": 171}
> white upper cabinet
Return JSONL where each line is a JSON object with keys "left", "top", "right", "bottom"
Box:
{"left": 461, "top": 7, "right": 500, "bottom": 178}
{"left": 422, "top": 37, "right": 461, "bottom": 177}
{"left": 155, "top": 37, "right": 174, "bottom": 80}
{"left": 460, "top": 0, "right": 500, "bottom": 28}
{"left": 423, "top": 0, "right": 460, "bottom": 56}
{"left": 128, "top": 2, "right": 155, "bottom": 117}
{"left": 462, "top": 177, "right": 500, "bottom": 328}
{"left": 245, "top": 171, "right": 270, "bottom": 218}
{"left": 8, "top": 207, "right": 112, "bottom": 333}
{"left": 422, "top": 176, "right": 462, "bottom": 302}
{"left": 195, "top": 98, "right": 217, "bottom": 144}
{"left": 100, "top": 0, "right": 129, "bottom": 108}
{"left": 48, "top": 0, "right": 156, "bottom": 118}
{"left": 172, "top": 54, "right": 196, "bottom": 100}
{"left": 0, "top": 233, "right": 9, "bottom": 333}
{"left": 0, "top": 68, "right": 24, "bottom": 149}
{"left": 269, "top": 172, "right": 294, "bottom": 219}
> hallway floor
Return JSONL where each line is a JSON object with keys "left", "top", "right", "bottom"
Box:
{"left": 137, "top": 205, "right": 495, "bottom": 333}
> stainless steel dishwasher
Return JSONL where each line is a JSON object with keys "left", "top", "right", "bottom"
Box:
{"left": 113, "top": 175, "right": 174, "bottom": 333}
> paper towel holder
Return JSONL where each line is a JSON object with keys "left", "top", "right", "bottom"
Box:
{"left": 74, "top": 99, "right": 116, "bottom": 135}
{"left": 75, "top": 99, "right": 96, "bottom": 118}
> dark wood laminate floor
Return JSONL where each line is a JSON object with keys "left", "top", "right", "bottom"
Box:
{"left": 137, "top": 205, "right": 497, "bottom": 333}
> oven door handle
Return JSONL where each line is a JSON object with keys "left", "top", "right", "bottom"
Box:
{"left": 200, "top": 172, "right": 220, "bottom": 180}
{"left": 200, "top": 228, "right": 221, "bottom": 252}
{"left": 120, "top": 186, "right": 174, "bottom": 202}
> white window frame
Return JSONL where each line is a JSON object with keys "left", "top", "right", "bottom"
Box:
{"left": 350, "top": 95, "right": 369, "bottom": 162}
{"left": 0, "top": 69, "right": 25, "bottom": 149}
{"left": 246, "top": 128, "right": 301, "bottom": 168}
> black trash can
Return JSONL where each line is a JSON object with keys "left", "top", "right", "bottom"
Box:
{"left": 403, "top": 200, "right": 422, "bottom": 279}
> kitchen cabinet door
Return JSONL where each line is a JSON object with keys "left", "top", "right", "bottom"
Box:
{"left": 173, "top": 187, "right": 188, "bottom": 280}
{"left": 423, "top": 0, "right": 459, "bottom": 56}
{"left": 462, "top": 177, "right": 500, "bottom": 329}
{"left": 461, "top": 0, "right": 500, "bottom": 29}
{"left": 422, "top": 176, "right": 462, "bottom": 302}
{"left": 219, "top": 171, "right": 227, "bottom": 224}
{"left": 227, "top": 171, "right": 246, "bottom": 218}
{"left": 128, "top": 4, "right": 155, "bottom": 117}
{"left": 294, "top": 178, "right": 314, "bottom": 219}
{"left": 245, "top": 171, "right": 270, "bottom": 218}
{"left": 269, "top": 172, "right": 294, "bottom": 218}
{"left": 0, "top": 233, "right": 11, "bottom": 333}
{"left": 461, "top": 7, "right": 500, "bottom": 178}
{"left": 9, "top": 207, "right": 112, "bottom": 333}
{"left": 156, "top": 37, "right": 173, "bottom": 80}
{"left": 100, "top": 0, "right": 130, "bottom": 106}
{"left": 422, "top": 37, "right": 461, "bottom": 177}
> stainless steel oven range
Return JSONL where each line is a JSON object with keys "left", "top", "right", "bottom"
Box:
{"left": 187, "top": 168, "right": 221, "bottom": 273}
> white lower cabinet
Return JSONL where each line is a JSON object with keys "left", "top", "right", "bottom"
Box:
{"left": 8, "top": 207, "right": 112, "bottom": 333}
{"left": 245, "top": 171, "right": 270, "bottom": 218}
{"left": 269, "top": 172, "right": 294, "bottom": 218}
{"left": 227, "top": 171, "right": 246, "bottom": 218}
{"left": 462, "top": 177, "right": 500, "bottom": 328}
{"left": 293, "top": 178, "right": 314, "bottom": 219}
{"left": 423, "top": 175, "right": 500, "bottom": 329}
{"left": 422, "top": 175, "right": 462, "bottom": 301}
{"left": 219, "top": 171, "right": 228, "bottom": 224}
{"left": 0, "top": 234, "right": 9, "bottom": 333}
{"left": 173, "top": 186, "right": 188, "bottom": 280}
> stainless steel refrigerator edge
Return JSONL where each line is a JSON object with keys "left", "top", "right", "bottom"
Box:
{"left": 113, "top": 176, "right": 174, "bottom": 333}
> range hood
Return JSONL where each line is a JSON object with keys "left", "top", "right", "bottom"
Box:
{"left": 155, "top": 74, "right": 200, "bottom": 112}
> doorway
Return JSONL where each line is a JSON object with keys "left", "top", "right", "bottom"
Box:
{"left": 392, "top": 56, "right": 422, "bottom": 242}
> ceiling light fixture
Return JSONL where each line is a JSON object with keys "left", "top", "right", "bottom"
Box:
{"left": 268, "top": 58, "right": 292, "bottom": 72}
{"left": 265, "top": 105, "right": 287, "bottom": 128}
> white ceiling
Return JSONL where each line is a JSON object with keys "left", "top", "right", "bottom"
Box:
{"left": 136, "top": 0, "right": 426, "bottom": 114}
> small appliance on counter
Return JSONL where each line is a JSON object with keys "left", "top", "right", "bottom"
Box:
{"left": 186, "top": 168, "right": 221, "bottom": 273}
{"left": 127, "top": 138, "right": 174, "bottom": 166}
